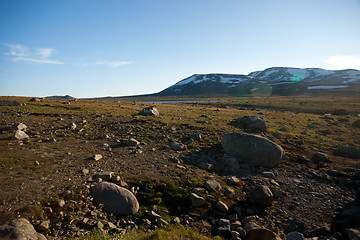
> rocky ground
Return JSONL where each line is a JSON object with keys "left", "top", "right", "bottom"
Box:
{"left": 0, "top": 97, "right": 360, "bottom": 240}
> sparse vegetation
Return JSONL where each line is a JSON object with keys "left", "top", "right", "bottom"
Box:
{"left": 0, "top": 96, "right": 359, "bottom": 239}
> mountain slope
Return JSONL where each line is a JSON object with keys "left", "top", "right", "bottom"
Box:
{"left": 157, "top": 67, "right": 360, "bottom": 96}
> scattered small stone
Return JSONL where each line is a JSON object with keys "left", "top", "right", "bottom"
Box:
{"left": 30, "top": 98, "right": 42, "bottom": 102}
{"left": 138, "top": 106, "right": 159, "bottom": 116}
{"left": 251, "top": 185, "right": 273, "bottom": 206}
{"left": 14, "top": 123, "right": 28, "bottom": 131}
{"left": 169, "top": 140, "right": 186, "bottom": 151}
{"left": 224, "top": 187, "right": 235, "bottom": 197}
{"left": 97, "top": 221, "right": 104, "bottom": 229}
{"left": 13, "top": 130, "right": 29, "bottom": 140}
{"left": 215, "top": 201, "right": 229, "bottom": 213}
{"left": 93, "top": 172, "right": 114, "bottom": 182}
{"left": 107, "top": 222, "right": 117, "bottom": 229}
{"left": 205, "top": 180, "right": 222, "bottom": 191}
{"left": 157, "top": 218, "right": 168, "bottom": 228}
{"left": 148, "top": 210, "right": 161, "bottom": 219}
{"left": 345, "top": 228, "right": 360, "bottom": 240}
{"left": 218, "top": 219, "right": 230, "bottom": 227}
{"left": 176, "top": 165, "right": 186, "bottom": 170}
{"left": 57, "top": 199, "right": 65, "bottom": 207}
{"left": 190, "top": 132, "right": 202, "bottom": 141}
{"left": 127, "top": 138, "right": 140, "bottom": 146}
{"left": 172, "top": 217, "right": 181, "bottom": 223}
{"left": 191, "top": 193, "right": 205, "bottom": 207}
{"left": 247, "top": 227, "right": 279, "bottom": 240}
{"left": 262, "top": 171, "right": 275, "bottom": 179}
{"left": 287, "top": 232, "right": 304, "bottom": 240}
{"left": 227, "top": 176, "right": 241, "bottom": 185}
{"left": 36, "top": 220, "right": 50, "bottom": 232}
{"left": 93, "top": 154, "right": 103, "bottom": 161}
{"left": 82, "top": 169, "right": 90, "bottom": 175}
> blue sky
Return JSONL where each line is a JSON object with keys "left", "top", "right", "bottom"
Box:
{"left": 1, "top": 0, "right": 360, "bottom": 98}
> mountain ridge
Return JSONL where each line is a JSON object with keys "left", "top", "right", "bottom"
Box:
{"left": 156, "top": 67, "right": 360, "bottom": 96}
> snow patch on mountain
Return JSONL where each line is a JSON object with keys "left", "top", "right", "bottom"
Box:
{"left": 307, "top": 85, "right": 349, "bottom": 90}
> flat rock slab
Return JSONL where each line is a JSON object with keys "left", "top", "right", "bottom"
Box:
{"left": 222, "top": 132, "right": 284, "bottom": 168}
{"left": 91, "top": 181, "right": 139, "bottom": 215}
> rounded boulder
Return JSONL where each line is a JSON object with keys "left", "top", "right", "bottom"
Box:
{"left": 91, "top": 182, "right": 139, "bottom": 215}
{"left": 221, "top": 133, "right": 284, "bottom": 168}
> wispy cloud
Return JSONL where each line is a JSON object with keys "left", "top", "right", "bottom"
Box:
{"left": 13, "top": 57, "right": 64, "bottom": 65}
{"left": 3, "top": 43, "right": 64, "bottom": 64}
{"left": 3, "top": 43, "right": 29, "bottom": 57}
{"left": 326, "top": 55, "right": 360, "bottom": 70}
{"left": 76, "top": 60, "right": 132, "bottom": 68}
{"left": 36, "top": 48, "right": 54, "bottom": 58}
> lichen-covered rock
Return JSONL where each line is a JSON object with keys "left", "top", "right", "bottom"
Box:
{"left": 91, "top": 181, "right": 139, "bottom": 215}
{"left": 222, "top": 133, "right": 284, "bottom": 168}
{"left": 0, "top": 218, "right": 47, "bottom": 240}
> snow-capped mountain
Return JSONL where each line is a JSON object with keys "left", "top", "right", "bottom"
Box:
{"left": 157, "top": 67, "right": 360, "bottom": 96}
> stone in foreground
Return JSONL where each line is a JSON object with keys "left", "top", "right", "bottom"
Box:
{"left": 0, "top": 218, "right": 47, "bottom": 240}
{"left": 91, "top": 181, "right": 139, "bottom": 215}
{"left": 222, "top": 132, "right": 284, "bottom": 168}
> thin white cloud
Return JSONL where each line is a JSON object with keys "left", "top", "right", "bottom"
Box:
{"left": 14, "top": 57, "right": 64, "bottom": 64}
{"left": 78, "top": 60, "right": 132, "bottom": 67}
{"left": 3, "top": 43, "right": 63, "bottom": 65}
{"left": 326, "top": 55, "right": 360, "bottom": 70}
{"left": 3, "top": 43, "right": 29, "bottom": 57}
{"left": 36, "top": 48, "right": 54, "bottom": 58}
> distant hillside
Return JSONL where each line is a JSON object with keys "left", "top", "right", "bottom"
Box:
{"left": 156, "top": 67, "right": 360, "bottom": 97}
{"left": 46, "top": 95, "right": 76, "bottom": 99}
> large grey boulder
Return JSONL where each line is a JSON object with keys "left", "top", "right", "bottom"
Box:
{"left": 138, "top": 106, "right": 159, "bottom": 116}
{"left": 0, "top": 218, "right": 47, "bottom": 240}
{"left": 91, "top": 181, "right": 139, "bottom": 215}
{"left": 237, "top": 116, "right": 267, "bottom": 132}
{"left": 222, "top": 133, "right": 284, "bottom": 168}
{"left": 0, "top": 100, "right": 24, "bottom": 106}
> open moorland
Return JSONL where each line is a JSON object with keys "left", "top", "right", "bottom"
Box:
{"left": 0, "top": 95, "right": 360, "bottom": 240}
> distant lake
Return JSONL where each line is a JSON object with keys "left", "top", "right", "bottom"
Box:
{"left": 136, "top": 100, "right": 219, "bottom": 104}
